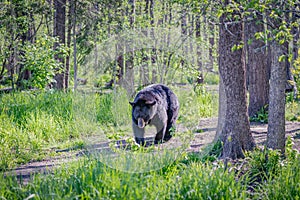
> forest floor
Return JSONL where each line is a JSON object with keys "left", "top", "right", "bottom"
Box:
{"left": 5, "top": 118, "right": 300, "bottom": 184}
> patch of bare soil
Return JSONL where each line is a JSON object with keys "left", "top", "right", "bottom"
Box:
{"left": 4, "top": 118, "right": 300, "bottom": 184}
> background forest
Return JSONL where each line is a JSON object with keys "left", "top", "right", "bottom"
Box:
{"left": 1, "top": 0, "right": 300, "bottom": 199}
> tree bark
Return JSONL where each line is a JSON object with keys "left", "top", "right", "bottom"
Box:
{"left": 215, "top": 75, "right": 226, "bottom": 141}
{"left": 291, "top": 11, "right": 299, "bottom": 99}
{"left": 73, "top": 0, "right": 77, "bottom": 90}
{"left": 195, "top": 15, "right": 203, "bottom": 84}
{"left": 218, "top": 10, "right": 255, "bottom": 159}
{"left": 267, "top": 41, "right": 286, "bottom": 153}
{"left": 53, "top": 0, "right": 66, "bottom": 90}
{"left": 208, "top": 21, "right": 214, "bottom": 71}
{"left": 245, "top": 15, "right": 269, "bottom": 118}
{"left": 65, "top": 0, "right": 74, "bottom": 90}
{"left": 149, "top": 0, "right": 157, "bottom": 83}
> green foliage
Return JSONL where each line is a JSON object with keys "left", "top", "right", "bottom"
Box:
{"left": 94, "top": 73, "right": 111, "bottom": 88}
{"left": 251, "top": 137, "right": 300, "bottom": 199}
{"left": 246, "top": 148, "right": 282, "bottom": 184}
{"left": 21, "top": 35, "right": 67, "bottom": 89}
{"left": 176, "top": 84, "right": 218, "bottom": 128}
{"left": 292, "top": 50, "right": 300, "bottom": 97}
{"left": 200, "top": 140, "right": 223, "bottom": 162}
{"left": 249, "top": 105, "right": 268, "bottom": 123}
{"left": 204, "top": 73, "right": 219, "bottom": 85}
{"left": 246, "top": 137, "right": 299, "bottom": 186}
{"left": 96, "top": 88, "right": 131, "bottom": 126}
{"left": 286, "top": 100, "right": 300, "bottom": 121}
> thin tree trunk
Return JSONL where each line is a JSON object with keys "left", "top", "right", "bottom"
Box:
{"left": 195, "top": 15, "right": 203, "bottom": 84}
{"left": 65, "top": 0, "right": 74, "bottom": 90}
{"left": 215, "top": 75, "right": 226, "bottom": 141}
{"left": 53, "top": 0, "right": 66, "bottom": 90}
{"left": 73, "top": 0, "right": 77, "bottom": 90}
{"left": 267, "top": 41, "right": 286, "bottom": 153}
{"left": 292, "top": 11, "right": 299, "bottom": 99}
{"left": 149, "top": 0, "right": 157, "bottom": 83}
{"left": 246, "top": 15, "right": 269, "bottom": 118}
{"left": 285, "top": 11, "right": 298, "bottom": 97}
{"left": 208, "top": 21, "right": 214, "bottom": 71}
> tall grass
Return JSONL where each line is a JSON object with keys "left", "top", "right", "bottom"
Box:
{"left": 0, "top": 85, "right": 217, "bottom": 170}
{"left": 1, "top": 147, "right": 299, "bottom": 199}
{"left": 0, "top": 154, "right": 249, "bottom": 200}
{"left": 1, "top": 86, "right": 300, "bottom": 199}
{"left": 0, "top": 89, "right": 131, "bottom": 170}
{"left": 175, "top": 84, "right": 218, "bottom": 128}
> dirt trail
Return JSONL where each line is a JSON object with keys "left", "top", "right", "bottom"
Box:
{"left": 5, "top": 118, "right": 300, "bottom": 184}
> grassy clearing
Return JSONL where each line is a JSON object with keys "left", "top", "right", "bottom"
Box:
{"left": 175, "top": 84, "right": 218, "bottom": 128}
{"left": 0, "top": 152, "right": 249, "bottom": 200}
{"left": 0, "top": 89, "right": 130, "bottom": 170}
{"left": 1, "top": 85, "right": 300, "bottom": 199}
{"left": 0, "top": 85, "right": 217, "bottom": 170}
{"left": 1, "top": 143, "right": 299, "bottom": 199}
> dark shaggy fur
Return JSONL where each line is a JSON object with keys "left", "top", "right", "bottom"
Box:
{"left": 129, "top": 84, "right": 179, "bottom": 145}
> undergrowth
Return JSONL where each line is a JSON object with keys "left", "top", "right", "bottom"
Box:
{"left": 1, "top": 138, "right": 299, "bottom": 199}
{"left": 2, "top": 86, "right": 299, "bottom": 199}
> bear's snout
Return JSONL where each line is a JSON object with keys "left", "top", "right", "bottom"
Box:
{"left": 138, "top": 118, "right": 145, "bottom": 128}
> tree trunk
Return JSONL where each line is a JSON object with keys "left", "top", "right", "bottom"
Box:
{"left": 267, "top": 41, "right": 286, "bottom": 153}
{"left": 140, "top": 0, "right": 150, "bottom": 86}
{"left": 208, "top": 21, "right": 214, "bottom": 71}
{"left": 121, "top": 0, "right": 135, "bottom": 97}
{"left": 195, "top": 15, "right": 203, "bottom": 84}
{"left": 73, "top": 0, "right": 77, "bottom": 90}
{"left": 218, "top": 10, "right": 255, "bottom": 159}
{"left": 245, "top": 15, "right": 269, "bottom": 118}
{"left": 215, "top": 75, "right": 226, "bottom": 141}
{"left": 53, "top": 0, "right": 66, "bottom": 90}
{"left": 65, "top": 0, "right": 75, "bottom": 90}
{"left": 149, "top": 0, "right": 157, "bottom": 83}
{"left": 292, "top": 11, "right": 299, "bottom": 99}
{"left": 285, "top": 11, "right": 298, "bottom": 98}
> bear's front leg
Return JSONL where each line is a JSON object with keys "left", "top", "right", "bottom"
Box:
{"left": 154, "top": 125, "right": 167, "bottom": 144}
{"left": 132, "top": 122, "right": 145, "bottom": 146}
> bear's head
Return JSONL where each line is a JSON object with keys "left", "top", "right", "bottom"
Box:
{"left": 129, "top": 97, "right": 157, "bottom": 128}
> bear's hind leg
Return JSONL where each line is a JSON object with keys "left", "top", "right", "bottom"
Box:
{"left": 164, "top": 122, "right": 176, "bottom": 142}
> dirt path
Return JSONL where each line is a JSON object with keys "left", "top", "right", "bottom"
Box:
{"left": 5, "top": 118, "right": 300, "bottom": 184}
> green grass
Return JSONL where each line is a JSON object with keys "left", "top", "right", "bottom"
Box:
{"left": 286, "top": 100, "right": 300, "bottom": 121}
{"left": 174, "top": 84, "right": 218, "bottom": 128}
{"left": 0, "top": 153, "right": 249, "bottom": 200}
{"left": 1, "top": 144, "right": 299, "bottom": 200}
{"left": 0, "top": 85, "right": 217, "bottom": 170}
{"left": 1, "top": 85, "right": 300, "bottom": 199}
{"left": 0, "top": 89, "right": 131, "bottom": 170}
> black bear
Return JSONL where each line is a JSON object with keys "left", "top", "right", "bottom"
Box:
{"left": 129, "top": 84, "right": 179, "bottom": 145}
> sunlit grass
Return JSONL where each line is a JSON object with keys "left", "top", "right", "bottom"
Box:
{"left": 0, "top": 85, "right": 218, "bottom": 170}
{"left": 1, "top": 85, "right": 300, "bottom": 199}
{"left": 285, "top": 100, "right": 300, "bottom": 121}
{"left": 1, "top": 144, "right": 299, "bottom": 200}
{"left": 174, "top": 84, "right": 218, "bottom": 128}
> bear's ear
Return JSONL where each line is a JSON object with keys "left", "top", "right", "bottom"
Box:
{"left": 129, "top": 102, "right": 135, "bottom": 106}
{"left": 145, "top": 100, "right": 156, "bottom": 106}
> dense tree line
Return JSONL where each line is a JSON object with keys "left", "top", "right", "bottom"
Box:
{"left": 0, "top": 0, "right": 299, "bottom": 159}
